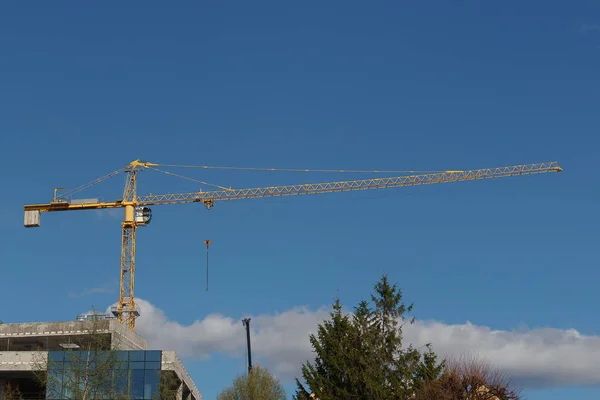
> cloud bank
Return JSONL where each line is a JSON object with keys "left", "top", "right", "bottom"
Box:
{"left": 111, "top": 299, "right": 600, "bottom": 389}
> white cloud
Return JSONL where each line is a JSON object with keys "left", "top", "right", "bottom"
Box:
{"left": 403, "top": 320, "right": 600, "bottom": 388}
{"left": 105, "top": 299, "right": 600, "bottom": 389}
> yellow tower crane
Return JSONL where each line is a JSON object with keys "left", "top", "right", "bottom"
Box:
{"left": 23, "top": 160, "right": 562, "bottom": 332}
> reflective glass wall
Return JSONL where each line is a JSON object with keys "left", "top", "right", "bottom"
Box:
{"left": 46, "top": 350, "right": 162, "bottom": 400}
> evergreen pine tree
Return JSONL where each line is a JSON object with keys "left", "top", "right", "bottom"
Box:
{"left": 348, "top": 300, "right": 380, "bottom": 398}
{"left": 413, "top": 344, "right": 445, "bottom": 389}
{"left": 369, "top": 274, "right": 423, "bottom": 399}
{"left": 295, "top": 274, "right": 445, "bottom": 400}
{"left": 294, "top": 297, "right": 355, "bottom": 399}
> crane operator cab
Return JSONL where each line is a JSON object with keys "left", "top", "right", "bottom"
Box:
{"left": 135, "top": 206, "right": 152, "bottom": 226}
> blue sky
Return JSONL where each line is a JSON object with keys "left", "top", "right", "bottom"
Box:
{"left": 1, "top": 1, "right": 599, "bottom": 399}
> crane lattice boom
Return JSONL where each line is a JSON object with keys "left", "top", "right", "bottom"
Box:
{"left": 136, "top": 162, "right": 561, "bottom": 205}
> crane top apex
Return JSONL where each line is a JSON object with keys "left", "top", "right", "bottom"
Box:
{"left": 128, "top": 160, "right": 158, "bottom": 169}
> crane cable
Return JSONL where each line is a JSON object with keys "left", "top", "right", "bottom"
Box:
{"left": 156, "top": 163, "right": 447, "bottom": 174}
{"left": 55, "top": 163, "right": 459, "bottom": 202}
{"left": 148, "top": 167, "right": 235, "bottom": 191}
{"left": 58, "top": 168, "right": 125, "bottom": 199}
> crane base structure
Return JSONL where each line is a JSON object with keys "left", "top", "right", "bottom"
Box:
{"left": 24, "top": 159, "right": 562, "bottom": 331}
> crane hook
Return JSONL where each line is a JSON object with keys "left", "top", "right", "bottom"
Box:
{"left": 204, "top": 240, "right": 212, "bottom": 291}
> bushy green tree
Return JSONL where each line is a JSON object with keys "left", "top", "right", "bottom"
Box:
{"left": 294, "top": 274, "right": 445, "bottom": 400}
{"left": 217, "top": 364, "right": 286, "bottom": 400}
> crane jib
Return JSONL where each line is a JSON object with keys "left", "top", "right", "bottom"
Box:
{"left": 22, "top": 160, "right": 562, "bottom": 331}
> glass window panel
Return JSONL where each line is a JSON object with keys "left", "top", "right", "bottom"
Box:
{"left": 144, "top": 350, "right": 161, "bottom": 362}
{"left": 63, "top": 385, "right": 74, "bottom": 400}
{"left": 130, "top": 369, "right": 145, "bottom": 399}
{"left": 47, "top": 361, "right": 63, "bottom": 372}
{"left": 65, "top": 350, "right": 81, "bottom": 362}
{"left": 95, "top": 375, "right": 113, "bottom": 399}
{"left": 130, "top": 361, "right": 145, "bottom": 370}
{"left": 113, "top": 369, "right": 130, "bottom": 398}
{"left": 115, "top": 360, "right": 128, "bottom": 370}
{"left": 145, "top": 361, "right": 161, "bottom": 370}
{"left": 129, "top": 351, "right": 145, "bottom": 362}
{"left": 115, "top": 351, "right": 129, "bottom": 369}
{"left": 61, "top": 369, "right": 76, "bottom": 396}
{"left": 95, "top": 350, "right": 109, "bottom": 363}
{"left": 144, "top": 369, "right": 160, "bottom": 400}
{"left": 116, "top": 351, "right": 129, "bottom": 362}
{"left": 48, "top": 351, "right": 64, "bottom": 362}
{"left": 99, "top": 354, "right": 117, "bottom": 372}
{"left": 46, "top": 369, "right": 63, "bottom": 399}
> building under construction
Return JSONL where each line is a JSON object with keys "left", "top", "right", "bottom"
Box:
{"left": 0, "top": 316, "right": 201, "bottom": 400}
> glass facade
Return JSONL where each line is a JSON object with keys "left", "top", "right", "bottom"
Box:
{"left": 46, "top": 350, "right": 162, "bottom": 400}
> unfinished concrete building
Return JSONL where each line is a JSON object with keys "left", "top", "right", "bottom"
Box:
{"left": 0, "top": 317, "right": 201, "bottom": 400}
